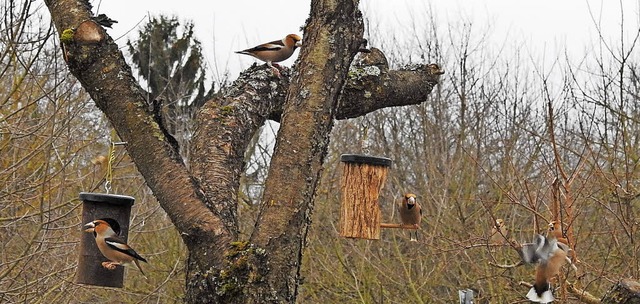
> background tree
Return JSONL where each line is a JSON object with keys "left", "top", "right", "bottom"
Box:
{"left": 127, "top": 15, "right": 214, "bottom": 161}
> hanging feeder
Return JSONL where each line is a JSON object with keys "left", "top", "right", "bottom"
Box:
{"left": 339, "top": 154, "right": 392, "bottom": 240}
{"left": 75, "top": 192, "right": 135, "bottom": 287}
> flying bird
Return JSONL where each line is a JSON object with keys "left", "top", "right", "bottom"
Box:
{"left": 547, "top": 220, "right": 569, "bottom": 246}
{"left": 489, "top": 218, "right": 510, "bottom": 245}
{"left": 520, "top": 234, "right": 568, "bottom": 303}
{"left": 84, "top": 218, "right": 148, "bottom": 278}
{"left": 397, "top": 193, "right": 422, "bottom": 241}
{"left": 236, "top": 34, "right": 302, "bottom": 77}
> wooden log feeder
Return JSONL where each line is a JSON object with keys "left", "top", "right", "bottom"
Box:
{"left": 75, "top": 192, "right": 135, "bottom": 288}
{"left": 339, "top": 154, "right": 392, "bottom": 239}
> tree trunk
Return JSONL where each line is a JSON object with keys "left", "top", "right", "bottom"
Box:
{"left": 247, "top": 0, "right": 364, "bottom": 301}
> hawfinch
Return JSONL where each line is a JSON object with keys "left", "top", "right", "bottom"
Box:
{"left": 489, "top": 218, "right": 510, "bottom": 245}
{"left": 398, "top": 193, "right": 422, "bottom": 241}
{"left": 520, "top": 234, "right": 568, "bottom": 303}
{"left": 236, "top": 34, "right": 302, "bottom": 77}
{"left": 547, "top": 221, "right": 569, "bottom": 246}
{"left": 84, "top": 218, "right": 148, "bottom": 277}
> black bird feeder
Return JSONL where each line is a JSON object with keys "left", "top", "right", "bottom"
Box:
{"left": 339, "top": 154, "right": 392, "bottom": 240}
{"left": 75, "top": 192, "right": 135, "bottom": 288}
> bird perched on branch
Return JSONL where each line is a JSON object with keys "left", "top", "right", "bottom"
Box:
{"left": 397, "top": 193, "right": 422, "bottom": 241}
{"left": 489, "top": 218, "right": 510, "bottom": 245}
{"left": 519, "top": 234, "right": 568, "bottom": 303}
{"left": 84, "top": 218, "right": 148, "bottom": 278}
{"left": 236, "top": 34, "right": 302, "bottom": 77}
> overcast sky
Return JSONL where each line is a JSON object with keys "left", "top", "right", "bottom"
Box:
{"left": 95, "top": 0, "right": 639, "bottom": 83}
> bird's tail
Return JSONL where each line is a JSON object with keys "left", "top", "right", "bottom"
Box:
{"left": 526, "top": 287, "right": 553, "bottom": 303}
{"left": 410, "top": 231, "right": 417, "bottom": 242}
{"left": 134, "top": 259, "right": 148, "bottom": 280}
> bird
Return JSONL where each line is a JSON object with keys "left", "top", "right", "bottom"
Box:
{"left": 519, "top": 234, "right": 568, "bottom": 303}
{"left": 92, "top": 14, "right": 118, "bottom": 28}
{"left": 425, "top": 63, "right": 445, "bottom": 76}
{"left": 235, "top": 34, "right": 302, "bottom": 77}
{"left": 397, "top": 193, "right": 422, "bottom": 241}
{"left": 547, "top": 220, "right": 569, "bottom": 246}
{"left": 489, "top": 218, "right": 510, "bottom": 245}
{"left": 84, "top": 218, "right": 148, "bottom": 278}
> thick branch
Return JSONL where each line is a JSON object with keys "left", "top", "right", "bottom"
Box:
{"left": 262, "top": 48, "right": 444, "bottom": 122}
{"left": 337, "top": 48, "right": 444, "bottom": 119}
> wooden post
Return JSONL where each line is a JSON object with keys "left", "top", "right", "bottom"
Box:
{"left": 75, "top": 192, "right": 135, "bottom": 288}
{"left": 339, "top": 154, "right": 392, "bottom": 239}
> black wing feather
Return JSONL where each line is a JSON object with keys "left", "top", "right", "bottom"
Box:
{"left": 239, "top": 39, "right": 285, "bottom": 53}
{"left": 105, "top": 236, "right": 148, "bottom": 263}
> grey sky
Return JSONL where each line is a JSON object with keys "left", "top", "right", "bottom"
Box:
{"left": 97, "top": 0, "right": 639, "bottom": 83}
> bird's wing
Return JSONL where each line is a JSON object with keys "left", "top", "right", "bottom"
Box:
{"left": 535, "top": 234, "right": 557, "bottom": 260}
{"left": 520, "top": 234, "right": 558, "bottom": 264}
{"left": 105, "top": 236, "right": 148, "bottom": 262}
{"left": 519, "top": 242, "right": 540, "bottom": 264}
{"left": 241, "top": 39, "right": 285, "bottom": 53}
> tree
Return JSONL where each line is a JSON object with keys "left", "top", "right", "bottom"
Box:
{"left": 44, "top": 0, "right": 442, "bottom": 302}
{"left": 127, "top": 15, "right": 214, "bottom": 161}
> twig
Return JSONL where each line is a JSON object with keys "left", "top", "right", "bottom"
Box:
{"left": 489, "top": 261, "right": 523, "bottom": 269}
{"left": 380, "top": 223, "right": 419, "bottom": 229}
{"left": 567, "top": 282, "right": 601, "bottom": 304}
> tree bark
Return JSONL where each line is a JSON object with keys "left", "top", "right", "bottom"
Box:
{"left": 248, "top": 0, "right": 364, "bottom": 301}
{"left": 44, "top": 0, "right": 442, "bottom": 302}
{"left": 601, "top": 279, "right": 640, "bottom": 303}
{"left": 339, "top": 157, "right": 391, "bottom": 240}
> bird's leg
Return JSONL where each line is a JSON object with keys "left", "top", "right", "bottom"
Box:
{"left": 101, "top": 261, "right": 120, "bottom": 270}
{"left": 267, "top": 62, "right": 282, "bottom": 78}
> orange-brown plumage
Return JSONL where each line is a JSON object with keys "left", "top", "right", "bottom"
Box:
{"left": 547, "top": 221, "right": 569, "bottom": 246}
{"left": 236, "top": 34, "right": 302, "bottom": 77}
{"left": 84, "top": 219, "right": 147, "bottom": 278}
{"left": 524, "top": 234, "right": 568, "bottom": 303}
{"left": 397, "top": 193, "right": 422, "bottom": 241}
{"left": 490, "top": 218, "right": 510, "bottom": 245}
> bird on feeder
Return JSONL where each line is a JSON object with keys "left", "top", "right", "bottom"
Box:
{"left": 489, "top": 218, "right": 510, "bottom": 245}
{"left": 397, "top": 193, "right": 422, "bottom": 241}
{"left": 84, "top": 218, "right": 148, "bottom": 278}
{"left": 519, "top": 234, "right": 568, "bottom": 303}
{"left": 235, "top": 34, "right": 302, "bottom": 77}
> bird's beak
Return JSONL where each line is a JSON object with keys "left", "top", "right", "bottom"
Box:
{"left": 408, "top": 197, "right": 416, "bottom": 204}
{"left": 295, "top": 41, "right": 302, "bottom": 48}
{"left": 84, "top": 222, "right": 96, "bottom": 233}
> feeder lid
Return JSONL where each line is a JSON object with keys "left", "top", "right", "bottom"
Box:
{"left": 79, "top": 192, "right": 135, "bottom": 206}
{"left": 340, "top": 154, "right": 392, "bottom": 167}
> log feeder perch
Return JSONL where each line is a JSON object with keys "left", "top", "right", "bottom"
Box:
{"left": 75, "top": 192, "right": 135, "bottom": 288}
{"left": 339, "top": 154, "right": 392, "bottom": 240}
